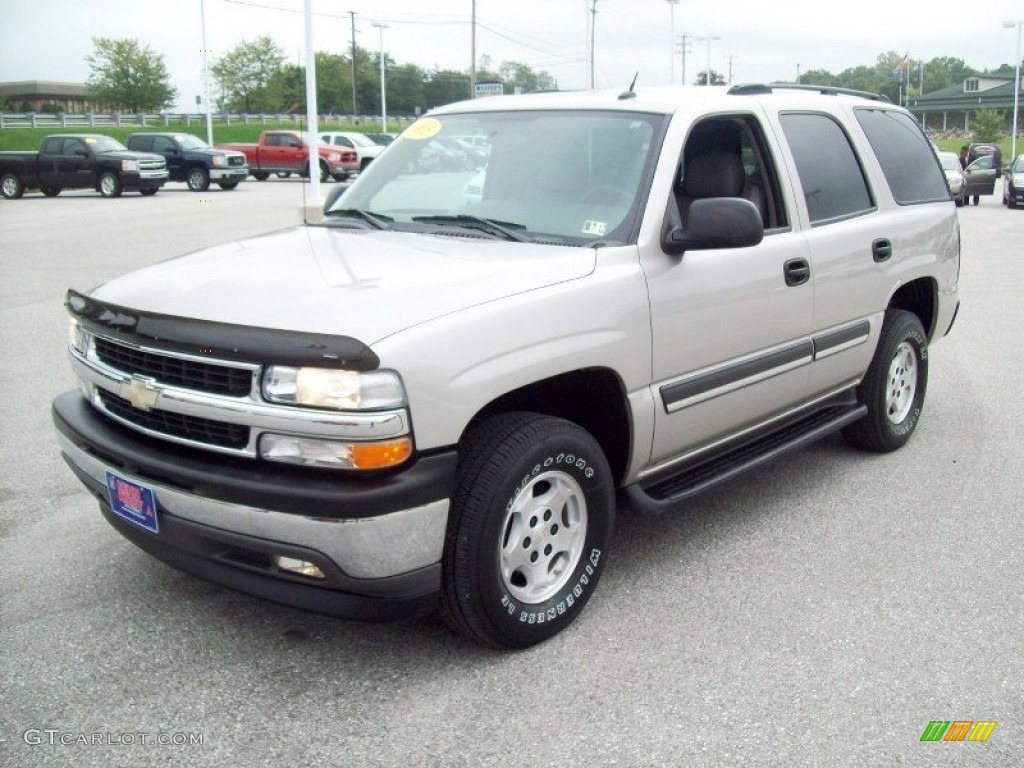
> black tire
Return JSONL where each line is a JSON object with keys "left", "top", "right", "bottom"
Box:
{"left": 98, "top": 172, "right": 122, "bottom": 198}
{"left": 440, "top": 412, "right": 614, "bottom": 649}
{"left": 186, "top": 166, "right": 210, "bottom": 192}
{"left": 218, "top": 182, "right": 239, "bottom": 190}
{"left": 1, "top": 172, "right": 25, "bottom": 199}
{"left": 331, "top": 173, "right": 349, "bottom": 182}
{"left": 842, "top": 310, "right": 928, "bottom": 453}
{"left": 140, "top": 188, "right": 158, "bottom": 196}
{"left": 319, "top": 160, "right": 330, "bottom": 183}
{"left": 276, "top": 172, "right": 291, "bottom": 178}
{"left": 41, "top": 186, "right": 61, "bottom": 197}
{"left": 360, "top": 157, "right": 372, "bottom": 172}
{"left": 252, "top": 172, "right": 270, "bottom": 181}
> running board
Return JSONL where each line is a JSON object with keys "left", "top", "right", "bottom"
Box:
{"left": 623, "top": 398, "right": 867, "bottom": 513}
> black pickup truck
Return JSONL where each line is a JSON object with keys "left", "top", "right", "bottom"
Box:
{"left": 0, "top": 134, "right": 168, "bottom": 199}
{"left": 125, "top": 132, "right": 248, "bottom": 191}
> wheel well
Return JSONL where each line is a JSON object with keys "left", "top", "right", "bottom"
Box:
{"left": 889, "top": 278, "right": 936, "bottom": 338}
{"left": 466, "top": 369, "right": 632, "bottom": 484}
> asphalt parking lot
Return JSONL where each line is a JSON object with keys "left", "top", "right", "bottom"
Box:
{"left": 1, "top": 179, "right": 1020, "bottom": 767}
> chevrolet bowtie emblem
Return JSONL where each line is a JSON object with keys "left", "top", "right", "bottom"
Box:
{"left": 119, "top": 376, "right": 161, "bottom": 412}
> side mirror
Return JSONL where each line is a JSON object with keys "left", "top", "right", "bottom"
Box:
{"left": 662, "top": 197, "right": 764, "bottom": 255}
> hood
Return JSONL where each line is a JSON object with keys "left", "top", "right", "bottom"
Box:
{"left": 89, "top": 226, "right": 596, "bottom": 345}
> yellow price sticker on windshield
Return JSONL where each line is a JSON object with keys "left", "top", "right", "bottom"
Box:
{"left": 403, "top": 118, "right": 442, "bottom": 140}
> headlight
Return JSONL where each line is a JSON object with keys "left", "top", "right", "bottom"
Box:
{"left": 121, "top": 159, "right": 139, "bottom": 172}
{"left": 68, "top": 319, "right": 90, "bottom": 355}
{"left": 1014, "top": 174, "right": 1024, "bottom": 185}
{"left": 262, "top": 366, "right": 406, "bottom": 410}
{"left": 328, "top": 152, "right": 341, "bottom": 162}
{"left": 211, "top": 154, "right": 228, "bottom": 167}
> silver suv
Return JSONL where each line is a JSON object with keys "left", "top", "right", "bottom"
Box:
{"left": 53, "top": 84, "right": 960, "bottom": 648}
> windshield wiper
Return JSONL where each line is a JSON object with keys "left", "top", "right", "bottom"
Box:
{"left": 412, "top": 214, "right": 531, "bottom": 242}
{"left": 324, "top": 208, "right": 393, "bottom": 229}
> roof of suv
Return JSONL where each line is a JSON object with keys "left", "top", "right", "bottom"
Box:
{"left": 428, "top": 84, "right": 892, "bottom": 118}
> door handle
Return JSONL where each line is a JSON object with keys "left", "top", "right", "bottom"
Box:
{"left": 872, "top": 239, "right": 892, "bottom": 262}
{"left": 784, "top": 258, "right": 810, "bottom": 286}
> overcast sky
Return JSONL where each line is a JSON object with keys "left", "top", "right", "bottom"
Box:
{"left": 1, "top": 0, "right": 1022, "bottom": 111}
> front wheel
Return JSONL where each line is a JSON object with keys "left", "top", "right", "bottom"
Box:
{"left": 319, "top": 161, "right": 330, "bottom": 183}
{"left": 440, "top": 413, "right": 614, "bottom": 649}
{"left": 186, "top": 167, "right": 210, "bottom": 191}
{"left": 1, "top": 172, "right": 25, "bottom": 199}
{"left": 41, "top": 186, "right": 62, "bottom": 197}
{"left": 98, "top": 172, "right": 122, "bottom": 197}
{"left": 842, "top": 310, "right": 928, "bottom": 453}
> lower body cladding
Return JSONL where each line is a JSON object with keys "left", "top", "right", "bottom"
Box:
{"left": 52, "top": 391, "right": 457, "bottom": 621}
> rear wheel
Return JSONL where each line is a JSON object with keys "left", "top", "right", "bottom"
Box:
{"left": 41, "top": 186, "right": 61, "bottom": 197}
{"left": 218, "top": 182, "right": 239, "bottom": 190}
{"left": 252, "top": 172, "right": 270, "bottom": 181}
{"left": 1, "top": 173, "right": 24, "bottom": 199}
{"left": 186, "top": 167, "right": 210, "bottom": 192}
{"left": 98, "top": 172, "right": 122, "bottom": 198}
{"left": 440, "top": 412, "right": 614, "bottom": 649}
{"left": 842, "top": 310, "right": 928, "bottom": 453}
{"left": 140, "top": 188, "right": 158, "bottom": 196}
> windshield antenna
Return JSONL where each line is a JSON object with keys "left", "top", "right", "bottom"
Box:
{"left": 618, "top": 72, "right": 639, "bottom": 100}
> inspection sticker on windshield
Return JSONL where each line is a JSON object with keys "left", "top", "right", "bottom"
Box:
{"left": 105, "top": 472, "right": 158, "bottom": 533}
{"left": 582, "top": 220, "right": 607, "bottom": 236}
{"left": 404, "top": 118, "right": 442, "bottom": 140}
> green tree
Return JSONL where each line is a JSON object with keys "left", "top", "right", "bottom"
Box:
{"left": 425, "top": 69, "right": 471, "bottom": 108}
{"left": 387, "top": 63, "right": 427, "bottom": 115}
{"left": 497, "top": 60, "right": 556, "bottom": 93}
{"left": 695, "top": 69, "right": 725, "bottom": 86}
{"left": 800, "top": 69, "right": 837, "bottom": 86}
{"left": 85, "top": 37, "right": 177, "bottom": 112}
{"left": 211, "top": 36, "right": 286, "bottom": 113}
{"left": 971, "top": 109, "right": 1005, "bottom": 142}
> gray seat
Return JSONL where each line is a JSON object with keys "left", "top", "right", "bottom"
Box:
{"left": 677, "top": 150, "right": 746, "bottom": 224}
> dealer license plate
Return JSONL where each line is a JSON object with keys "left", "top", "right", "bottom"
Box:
{"left": 105, "top": 472, "right": 159, "bottom": 533}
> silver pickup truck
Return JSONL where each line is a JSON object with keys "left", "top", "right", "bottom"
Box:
{"left": 53, "top": 84, "right": 960, "bottom": 648}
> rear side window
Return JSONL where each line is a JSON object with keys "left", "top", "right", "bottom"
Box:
{"left": 855, "top": 108, "right": 950, "bottom": 204}
{"left": 780, "top": 113, "right": 873, "bottom": 225}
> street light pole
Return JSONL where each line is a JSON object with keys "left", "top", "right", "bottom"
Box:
{"left": 695, "top": 35, "right": 720, "bottom": 86}
{"left": 1004, "top": 20, "right": 1023, "bottom": 161}
{"left": 200, "top": 0, "right": 213, "bottom": 145}
{"left": 371, "top": 22, "right": 388, "bottom": 132}
{"left": 666, "top": 0, "right": 680, "bottom": 85}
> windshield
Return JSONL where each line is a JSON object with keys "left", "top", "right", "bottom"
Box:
{"left": 176, "top": 134, "right": 210, "bottom": 150}
{"left": 347, "top": 133, "right": 377, "bottom": 147}
{"left": 88, "top": 136, "right": 129, "bottom": 153}
{"left": 1013, "top": 155, "right": 1024, "bottom": 173}
{"left": 937, "top": 152, "right": 960, "bottom": 171}
{"left": 330, "top": 109, "right": 666, "bottom": 245}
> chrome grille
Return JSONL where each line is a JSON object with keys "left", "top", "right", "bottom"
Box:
{"left": 94, "top": 337, "right": 253, "bottom": 396}
{"left": 98, "top": 390, "right": 250, "bottom": 449}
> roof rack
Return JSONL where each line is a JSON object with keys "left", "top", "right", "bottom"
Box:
{"left": 728, "top": 82, "right": 891, "bottom": 103}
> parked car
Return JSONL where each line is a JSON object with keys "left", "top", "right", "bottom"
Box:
{"left": 1002, "top": 154, "right": 1024, "bottom": 208}
{"left": 0, "top": 133, "right": 167, "bottom": 198}
{"left": 53, "top": 85, "right": 959, "bottom": 649}
{"left": 218, "top": 131, "right": 357, "bottom": 182}
{"left": 319, "top": 131, "right": 384, "bottom": 172}
{"left": 963, "top": 153, "right": 999, "bottom": 205}
{"left": 126, "top": 132, "right": 248, "bottom": 191}
{"left": 936, "top": 150, "right": 966, "bottom": 206}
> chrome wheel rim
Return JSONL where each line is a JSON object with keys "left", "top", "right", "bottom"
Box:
{"left": 188, "top": 170, "right": 205, "bottom": 190}
{"left": 2, "top": 176, "right": 17, "bottom": 196}
{"left": 886, "top": 341, "right": 917, "bottom": 424}
{"left": 100, "top": 176, "right": 116, "bottom": 195}
{"left": 500, "top": 470, "right": 587, "bottom": 604}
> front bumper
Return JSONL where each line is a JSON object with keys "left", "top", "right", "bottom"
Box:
{"left": 53, "top": 390, "right": 456, "bottom": 619}
{"left": 210, "top": 167, "right": 249, "bottom": 182}
{"left": 125, "top": 170, "right": 168, "bottom": 190}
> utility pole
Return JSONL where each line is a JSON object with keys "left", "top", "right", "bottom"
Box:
{"left": 725, "top": 54, "right": 737, "bottom": 86}
{"left": 589, "top": 0, "right": 598, "bottom": 89}
{"left": 666, "top": 0, "right": 680, "bottom": 85}
{"left": 678, "top": 33, "right": 691, "bottom": 85}
{"left": 349, "top": 11, "right": 358, "bottom": 119}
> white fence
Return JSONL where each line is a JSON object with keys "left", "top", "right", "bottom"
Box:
{"left": 0, "top": 112, "right": 414, "bottom": 129}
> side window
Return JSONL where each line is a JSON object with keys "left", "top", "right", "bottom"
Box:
{"left": 779, "top": 112, "right": 873, "bottom": 225}
{"left": 42, "top": 137, "right": 63, "bottom": 154}
{"left": 673, "top": 114, "right": 787, "bottom": 230}
{"left": 854, "top": 108, "right": 950, "bottom": 205}
{"left": 152, "top": 136, "right": 175, "bottom": 153}
{"left": 63, "top": 138, "right": 86, "bottom": 156}
{"left": 265, "top": 134, "right": 281, "bottom": 147}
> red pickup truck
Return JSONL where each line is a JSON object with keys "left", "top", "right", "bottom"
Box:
{"left": 218, "top": 130, "right": 358, "bottom": 182}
